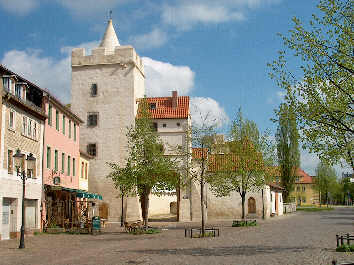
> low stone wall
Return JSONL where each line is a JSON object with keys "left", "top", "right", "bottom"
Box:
{"left": 283, "top": 203, "right": 296, "bottom": 214}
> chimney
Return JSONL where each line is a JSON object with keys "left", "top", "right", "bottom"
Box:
{"left": 172, "top": 90, "right": 178, "bottom": 108}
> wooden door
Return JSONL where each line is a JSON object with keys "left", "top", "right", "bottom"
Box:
{"left": 275, "top": 193, "right": 279, "bottom": 215}
{"left": 248, "top": 197, "right": 256, "bottom": 214}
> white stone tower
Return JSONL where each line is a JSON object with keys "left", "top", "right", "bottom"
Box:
{"left": 71, "top": 19, "right": 144, "bottom": 221}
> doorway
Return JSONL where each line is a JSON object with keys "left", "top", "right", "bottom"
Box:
{"left": 275, "top": 193, "right": 279, "bottom": 215}
{"left": 248, "top": 197, "right": 256, "bottom": 214}
{"left": 2, "top": 199, "right": 11, "bottom": 240}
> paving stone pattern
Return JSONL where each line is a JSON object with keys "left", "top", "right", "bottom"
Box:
{"left": 0, "top": 207, "right": 353, "bottom": 265}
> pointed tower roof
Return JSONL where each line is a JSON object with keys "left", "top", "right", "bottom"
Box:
{"left": 99, "top": 19, "right": 120, "bottom": 52}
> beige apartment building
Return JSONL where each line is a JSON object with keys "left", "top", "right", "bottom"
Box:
{"left": 0, "top": 65, "right": 46, "bottom": 240}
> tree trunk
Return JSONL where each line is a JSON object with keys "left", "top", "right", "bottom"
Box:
{"left": 261, "top": 189, "right": 265, "bottom": 219}
{"left": 200, "top": 176, "right": 205, "bottom": 236}
{"left": 241, "top": 192, "right": 246, "bottom": 220}
{"left": 139, "top": 186, "right": 151, "bottom": 229}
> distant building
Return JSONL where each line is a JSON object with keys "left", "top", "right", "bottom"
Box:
{"left": 289, "top": 169, "right": 319, "bottom": 206}
{"left": 79, "top": 150, "right": 91, "bottom": 191}
{"left": 0, "top": 65, "right": 46, "bottom": 240}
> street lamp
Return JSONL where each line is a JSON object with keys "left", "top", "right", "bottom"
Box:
{"left": 13, "top": 149, "right": 36, "bottom": 249}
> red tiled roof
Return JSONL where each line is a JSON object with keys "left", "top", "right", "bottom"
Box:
{"left": 268, "top": 182, "right": 285, "bottom": 190}
{"left": 295, "top": 168, "right": 313, "bottom": 184}
{"left": 138, "top": 96, "right": 189, "bottom": 119}
{"left": 192, "top": 148, "right": 208, "bottom": 159}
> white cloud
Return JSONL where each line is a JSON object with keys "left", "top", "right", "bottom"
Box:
{"left": 190, "top": 97, "right": 229, "bottom": 128}
{"left": 129, "top": 28, "right": 168, "bottom": 50}
{"left": 161, "top": 0, "right": 280, "bottom": 30}
{"left": 162, "top": 3, "right": 244, "bottom": 30}
{"left": 143, "top": 57, "right": 195, "bottom": 97}
{"left": 1, "top": 41, "right": 99, "bottom": 104}
{"left": 0, "top": 0, "right": 38, "bottom": 15}
{"left": 57, "top": 0, "right": 127, "bottom": 17}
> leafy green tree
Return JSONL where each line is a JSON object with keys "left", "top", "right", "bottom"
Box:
{"left": 208, "top": 111, "right": 276, "bottom": 219}
{"left": 274, "top": 103, "right": 300, "bottom": 202}
{"left": 107, "top": 99, "right": 179, "bottom": 228}
{"left": 314, "top": 161, "right": 337, "bottom": 206}
{"left": 268, "top": 0, "right": 353, "bottom": 170}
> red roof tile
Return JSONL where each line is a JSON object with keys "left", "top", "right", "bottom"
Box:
{"left": 138, "top": 95, "right": 189, "bottom": 119}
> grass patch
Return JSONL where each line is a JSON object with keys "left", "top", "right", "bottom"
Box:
{"left": 336, "top": 244, "right": 354, "bottom": 252}
{"left": 129, "top": 228, "right": 161, "bottom": 235}
{"left": 232, "top": 220, "right": 257, "bottom": 227}
{"left": 34, "top": 232, "right": 45, "bottom": 236}
{"left": 192, "top": 232, "right": 215, "bottom": 238}
{"left": 297, "top": 207, "right": 334, "bottom": 212}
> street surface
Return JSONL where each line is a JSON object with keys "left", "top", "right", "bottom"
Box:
{"left": 0, "top": 207, "right": 353, "bottom": 265}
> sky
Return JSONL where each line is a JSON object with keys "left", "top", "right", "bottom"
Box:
{"left": 0, "top": 0, "right": 350, "bottom": 176}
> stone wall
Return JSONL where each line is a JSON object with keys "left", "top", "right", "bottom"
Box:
{"left": 283, "top": 202, "right": 297, "bottom": 214}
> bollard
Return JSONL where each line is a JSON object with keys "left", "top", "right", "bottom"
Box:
{"left": 341, "top": 235, "right": 344, "bottom": 246}
{"left": 336, "top": 235, "right": 339, "bottom": 247}
{"left": 347, "top": 233, "right": 350, "bottom": 245}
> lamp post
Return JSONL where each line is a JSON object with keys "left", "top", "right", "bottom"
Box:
{"left": 13, "top": 149, "right": 36, "bottom": 249}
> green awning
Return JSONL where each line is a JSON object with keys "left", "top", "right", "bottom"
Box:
{"left": 76, "top": 191, "right": 102, "bottom": 200}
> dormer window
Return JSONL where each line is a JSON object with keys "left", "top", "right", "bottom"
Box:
{"left": 150, "top": 103, "right": 156, "bottom": 110}
{"left": 2, "top": 77, "right": 10, "bottom": 91}
{"left": 15, "top": 84, "right": 22, "bottom": 98}
{"left": 91, "top": 84, "right": 97, "bottom": 97}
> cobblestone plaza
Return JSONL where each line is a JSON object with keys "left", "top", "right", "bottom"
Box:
{"left": 0, "top": 207, "right": 353, "bottom": 265}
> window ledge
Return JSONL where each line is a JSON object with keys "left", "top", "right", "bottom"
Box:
{"left": 21, "top": 132, "right": 38, "bottom": 142}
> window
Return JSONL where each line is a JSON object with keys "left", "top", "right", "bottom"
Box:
{"left": 177, "top": 122, "right": 180, "bottom": 127}
{"left": 22, "top": 116, "right": 27, "bottom": 135}
{"left": 87, "top": 144, "right": 97, "bottom": 157}
{"left": 302, "top": 197, "right": 306, "bottom": 203}
{"left": 73, "top": 158, "right": 76, "bottom": 176}
{"left": 90, "top": 84, "right": 97, "bottom": 97}
{"left": 7, "top": 150, "right": 13, "bottom": 174}
{"left": 33, "top": 123, "right": 37, "bottom": 139}
{"left": 74, "top": 124, "right": 76, "bottom": 141}
{"left": 15, "top": 84, "right": 22, "bottom": 98}
{"left": 163, "top": 123, "right": 166, "bottom": 128}
{"left": 27, "top": 157, "right": 36, "bottom": 179}
{"left": 152, "top": 122, "right": 158, "bottom": 131}
{"left": 302, "top": 186, "right": 306, "bottom": 192}
{"left": 87, "top": 113, "right": 98, "bottom": 127}
{"left": 67, "top": 155, "right": 71, "bottom": 175}
{"left": 270, "top": 193, "right": 272, "bottom": 201}
{"left": 85, "top": 163, "right": 88, "bottom": 179}
{"left": 48, "top": 104, "right": 52, "bottom": 126}
{"left": 296, "top": 177, "right": 300, "bottom": 183}
{"left": 2, "top": 77, "right": 10, "bottom": 90}
{"left": 9, "top": 110, "right": 15, "bottom": 130}
{"left": 69, "top": 120, "right": 72, "bottom": 138}
{"left": 296, "top": 186, "right": 300, "bottom": 192}
{"left": 56, "top": 110, "right": 59, "bottom": 131}
{"left": 54, "top": 150, "right": 58, "bottom": 171}
{"left": 28, "top": 119, "right": 32, "bottom": 136}
{"left": 150, "top": 103, "right": 156, "bottom": 110}
{"left": 47, "top": 146, "right": 51, "bottom": 169}
{"left": 61, "top": 153, "right": 65, "bottom": 173}
{"left": 62, "top": 115, "right": 65, "bottom": 135}
{"left": 81, "top": 162, "right": 84, "bottom": 178}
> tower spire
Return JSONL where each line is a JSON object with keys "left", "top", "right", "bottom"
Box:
{"left": 99, "top": 17, "right": 120, "bottom": 52}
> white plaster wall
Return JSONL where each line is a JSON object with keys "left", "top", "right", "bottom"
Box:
{"left": 271, "top": 191, "right": 276, "bottom": 214}
{"left": 278, "top": 192, "right": 283, "bottom": 216}
{"left": 148, "top": 194, "right": 177, "bottom": 216}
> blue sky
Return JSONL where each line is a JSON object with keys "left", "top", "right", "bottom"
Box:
{"left": 0, "top": 0, "right": 349, "bottom": 175}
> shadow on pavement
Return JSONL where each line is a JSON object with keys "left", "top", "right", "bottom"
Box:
{"left": 118, "top": 245, "right": 309, "bottom": 257}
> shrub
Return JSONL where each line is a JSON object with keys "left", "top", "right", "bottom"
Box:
{"left": 336, "top": 244, "right": 354, "bottom": 252}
